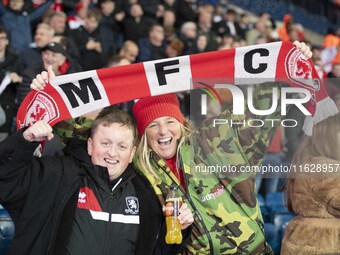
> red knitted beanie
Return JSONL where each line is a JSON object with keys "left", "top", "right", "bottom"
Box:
{"left": 132, "top": 93, "right": 184, "bottom": 136}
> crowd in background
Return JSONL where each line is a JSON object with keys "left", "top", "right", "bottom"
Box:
{"left": 0, "top": 0, "right": 339, "bottom": 191}
{"left": 0, "top": 1, "right": 339, "bottom": 254}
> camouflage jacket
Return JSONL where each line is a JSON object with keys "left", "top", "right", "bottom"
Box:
{"left": 135, "top": 85, "right": 281, "bottom": 255}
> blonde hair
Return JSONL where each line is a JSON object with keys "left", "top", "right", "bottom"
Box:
{"left": 136, "top": 119, "right": 191, "bottom": 181}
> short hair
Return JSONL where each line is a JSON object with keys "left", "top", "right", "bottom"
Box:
{"left": 90, "top": 108, "right": 138, "bottom": 146}
{"left": 107, "top": 54, "right": 130, "bottom": 67}
{"left": 148, "top": 23, "right": 163, "bottom": 33}
{"left": 180, "top": 22, "right": 197, "bottom": 34}
{"left": 168, "top": 38, "right": 184, "bottom": 55}
{"left": 50, "top": 10, "right": 67, "bottom": 20}
{"left": 226, "top": 8, "right": 237, "bottom": 15}
{"left": 36, "top": 23, "right": 55, "bottom": 37}
{"left": 121, "top": 40, "right": 138, "bottom": 51}
{"left": 0, "top": 26, "right": 8, "bottom": 38}
{"left": 87, "top": 8, "right": 101, "bottom": 22}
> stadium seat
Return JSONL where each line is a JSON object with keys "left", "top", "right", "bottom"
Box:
{"left": 257, "top": 194, "right": 265, "bottom": 206}
{"left": 264, "top": 223, "right": 281, "bottom": 254}
{"left": 0, "top": 209, "right": 15, "bottom": 255}
{"left": 265, "top": 192, "right": 284, "bottom": 208}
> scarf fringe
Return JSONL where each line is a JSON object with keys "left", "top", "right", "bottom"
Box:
{"left": 302, "top": 97, "right": 339, "bottom": 136}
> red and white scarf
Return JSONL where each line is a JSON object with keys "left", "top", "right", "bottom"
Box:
{"left": 16, "top": 41, "right": 338, "bottom": 135}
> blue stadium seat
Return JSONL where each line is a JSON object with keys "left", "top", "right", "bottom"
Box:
{"left": 259, "top": 206, "right": 270, "bottom": 223}
{"left": 265, "top": 192, "right": 284, "bottom": 208}
{"left": 264, "top": 223, "right": 281, "bottom": 254}
{"left": 269, "top": 205, "right": 289, "bottom": 222}
{"left": 257, "top": 194, "right": 265, "bottom": 207}
{"left": 0, "top": 209, "right": 15, "bottom": 255}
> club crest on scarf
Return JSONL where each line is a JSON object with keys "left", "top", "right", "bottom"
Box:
{"left": 22, "top": 92, "right": 59, "bottom": 128}
{"left": 285, "top": 47, "right": 321, "bottom": 91}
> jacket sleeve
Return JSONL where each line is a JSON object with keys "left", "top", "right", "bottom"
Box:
{"left": 0, "top": 129, "right": 80, "bottom": 220}
{"left": 153, "top": 223, "right": 191, "bottom": 255}
{"left": 29, "top": 0, "right": 54, "bottom": 21}
{"left": 0, "top": 129, "right": 41, "bottom": 211}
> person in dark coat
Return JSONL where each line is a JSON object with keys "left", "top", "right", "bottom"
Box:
{"left": 16, "top": 42, "right": 82, "bottom": 107}
{"left": 0, "top": 105, "right": 193, "bottom": 255}
{"left": 0, "top": 0, "right": 53, "bottom": 53}
{"left": 0, "top": 27, "right": 22, "bottom": 139}
{"left": 70, "top": 8, "right": 106, "bottom": 71}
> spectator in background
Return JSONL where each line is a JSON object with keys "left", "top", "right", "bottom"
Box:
{"left": 278, "top": 14, "right": 305, "bottom": 43}
{"left": 71, "top": 8, "right": 105, "bottom": 70}
{"left": 17, "top": 42, "right": 82, "bottom": 107}
{"left": 0, "top": 27, "right": 22, "bottom": 141}
{"left": 47, "top": 10, "right": 82, "bottom": 64}
{"left": 197, "top": 10, "right": 218, "bottom": 51}
{"left": 216, "top": 8, "right": 244, "bottom": 40}
{"left": 179, "top": 21, "right": 198, "bottom": 55}
{"left": 118, "top": 40, "right": 139, "bottom": 63}
{"left": 52, "top": 35, "right": 82, "bottom": 67}
{"left": 32, "top": 0, "right": 78, "bottom": 14}
{"left": 195, "top": 34, "right": 208, "bottom": 52}
{"left": 99, "top": 0, "right": 123, "bottom": 55}
{"left": 287, "top": 23, "right": 305, "bottom": 42}
{"left": 48, "top": 11, "right": 69, "bottom": 36}
{"left": 218, "top": 33, "right": 235, "bottom": 50}
{"left": 137, "top": 23, "right": 166, "bottom": 62}
{"left": 314, "top": 57, "right": 328, "bottom": 80}
{"left": 162, "top": 0, "right": 177, "bottom": 11}
{"left": 278, "top": 13, "right": 293, "bottom": 41}
{"left": 67, "top": 2, "right": 88, "bottom": 30}
{"left": 160, "top": 9, "right": 176, "bottom": 42}
{"left": 161, "top": 9, "right": 176, "bottom": 29}
{"left": 323, "top": 27, "right": 340, "bottom": 48}
{"left": 120, "top": 3, "right": 154, "bottom": 44}
{"left": 107, "top": 55, "right": 131, "bottom": 67}
{"left": 246, "top": 16, "right": 268, "bottom": 45}
{"left": 0, "top": 0, "right": 53, "bottom": 53}
{"left": 238, "top": 14, "right": 253, "bottom": 39}
{"left": 21, "top": 23, "right": 55, "bottom": 69}
{"left": 138, "top": 0, "right": 160, "bottom": 21}
{"left": 326, "top": 62, "right": 340, "bottom": 98}
{"left": 175, "top": 0, "right": 198, "bottom": 29}
{"left": 281, "top": 113, "right": 340, "bottom": 255}
{"left": 165, "top": 38, "right": 184, "bottom": 58}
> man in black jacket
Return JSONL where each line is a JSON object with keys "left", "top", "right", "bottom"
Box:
{"left": 0, "top": 107, "right": 193, "bottom": 255}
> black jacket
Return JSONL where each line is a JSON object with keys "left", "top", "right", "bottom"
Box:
{"left": 0, "top": 132, "right": 189, "bottom": 255}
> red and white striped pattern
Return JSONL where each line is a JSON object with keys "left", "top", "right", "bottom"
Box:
{"left": 16, "top": 41, "right": 337, "bottom": 135}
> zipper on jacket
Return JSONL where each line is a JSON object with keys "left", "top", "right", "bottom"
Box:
{"left": 157, "top": 156, "right": 215, "bottom": 255}
{"left": 105, "top": 177, "right": 122, "bottom": 255}
{"left": 111, "top": 178, "right": 122, "bottom": 193}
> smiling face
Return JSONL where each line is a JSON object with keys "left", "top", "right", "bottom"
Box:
{"left": 145, "top": 116, "right": 181, "bottom": 159}
{"left": 87, "top": 123, "right": 136, "bottom": 180}
{"left": 42, "top": 50, "right": 66, "bottom": 73}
